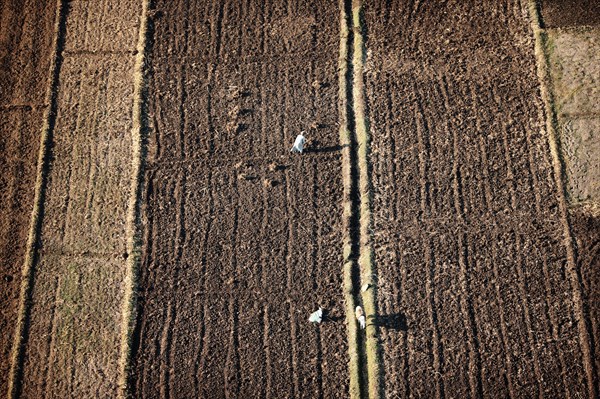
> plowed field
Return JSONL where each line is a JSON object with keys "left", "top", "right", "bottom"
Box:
{"left": 363, "top": 0, "right": 597, "bottom": 397}
{"left": 129, "top": 0, "right": 349, "bottom": 397}
{"left": 3, "top": 0, "right": 146, "bottom": 397}
{"left": 2, "top": 0, "right": 599, "bottom": 398}
{"left": 0, "top": 0, "right": 56, "bottom": 393}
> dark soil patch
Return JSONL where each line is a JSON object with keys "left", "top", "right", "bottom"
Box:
{"left": 364, "top": 0, "right": 594, "bottom": 397}
{"left": 571, "top": 207, "right": 600, "bottom": 390}
{"left": 130, "top": 0, "right": 349, "bottom": 397}
{"left": 540, "top": 0, "right": 600, "bottom": 28}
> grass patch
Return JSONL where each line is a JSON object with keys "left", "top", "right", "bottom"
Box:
{"left": 117, "top": 1, "right": 152, "bottom": 397}
{"left": 351, "top": 0, "right": 382, "bottom": 397}
{"left": 338, "top": 0, "right": 363, "bottom": 397}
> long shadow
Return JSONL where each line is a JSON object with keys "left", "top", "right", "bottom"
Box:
{"left": 322, "top": 309, "right": 345, "bottom": 323}
{"left": 305, "top": 144, "right": 349, "bottom": 154}
{"left": 370, "top": 313, "right": 408, "bottom": 332}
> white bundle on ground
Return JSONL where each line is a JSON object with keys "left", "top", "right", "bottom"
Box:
{"left": 355, "top": 306, "right": 366, "bottom": 329}
{"left": 309, "top": 307, "right": 323, "bottom": 323}
{"left": 290, "top": 133, "right": 306, "bottom": 153}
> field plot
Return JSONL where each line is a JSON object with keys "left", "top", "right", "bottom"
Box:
{"left": 539, "top": 2, "right": 600, "bottom": 393}
{"left": 362, "top": 1, "right": 596, "bottom": 397}
{"left": 543, "top": 27, "right": 600, "bottom": 203}
{"left": 8, "top": 0, "right": 145, "bottom": 397}
{"left": 0, "top": 0, "right": 56, "bottom": 394}
{"left": 129, "top": 0, "right": 349, "bottom": 397}
{"left": 571, "top": 207, "right": 600, "bottom": 394}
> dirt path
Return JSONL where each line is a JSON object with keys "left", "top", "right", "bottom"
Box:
{"left": 129, "top": 1, "right": 350, "bottom": 397}
{"left": 0, "top": 0, "right": 57, "bottom": 394}
{"left": 8, "top": 1, "right": 146, "bottom": 397}
{"left": 362, "top": 0, "right": 595, "bottom": 397}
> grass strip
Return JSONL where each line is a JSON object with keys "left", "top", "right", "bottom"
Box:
{"left": 351, "top": 0, "right": 382, "bottom": 398}
{"left": 117, "top": 0, "right": 152, "bottom": 397}
{"left": 338, "top": 0, "right": 362, "bottom": 397}
{"left": 525, "top": 1, "right": 598, "bottom": 397}
{"left": 7, "top": 1, "right": 67, "bottom": 397}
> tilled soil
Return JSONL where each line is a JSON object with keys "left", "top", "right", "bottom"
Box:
{"left": 4, "top": 1, "right": 598, "bottom": 397}
{"left": 0, "top": 0, "right": 56, "bottom": 393}
{"left": 11, "top": 1, "right": 144, "bottom": 397}
{"left": 363, "top": 0, "right": 596, "bottom": 397}
{"left": 540, "top": 0, "right": 600, "bottom": 28}
{"left": 571, "top": 207, "right": 600, "bottom": 392}
{"left": 130, "top": 0, "right": 349, "bottom": 397}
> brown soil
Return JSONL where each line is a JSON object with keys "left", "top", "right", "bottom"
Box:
{"left": 8, "top": 1, "right": 144, "bottom": 397}
{"left": 19, "top": 55, "right": 135, "bottom": 398}
{"left": 545, "top": 27, "right": 600, "bottom": 203}
{"left": 571, "top": 206, "right": 600, "bottom": 392}
{"left": 3, "top": 0, "right": 598, "bottom": 397}
{"left": 540, "top": 0, "right": 600, "bottom": 28}
{"left": 0, "top": 0, "right": 56, "bottom": 394}
{"left": 129, "top": 0, "right": 349, "bottom": 397}
{"left": 363, "top": 0, "right": 597, "bottom": 397}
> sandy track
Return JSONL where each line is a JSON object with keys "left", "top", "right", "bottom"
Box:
{"left": 0, "top": 0, "right": 57, "bottom": 394}
{"left": 363, "top": 0, "right": 594, "bottom": 397}
{"left": 9, "top": 0, "right": 145, "bottom": 397}
{"left": 130, "top": 0, "right": 349, "bottom": 397}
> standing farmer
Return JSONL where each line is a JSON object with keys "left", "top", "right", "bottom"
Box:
{"left": 290, "top": 133, "right": 306, "bottom": 154}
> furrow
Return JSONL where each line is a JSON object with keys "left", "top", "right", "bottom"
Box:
{"left": 424, "top": 238, "right": 445, "bottom": 399}
{"left": 337, "top": 0, "right": 388, "bottom": 397}
{"left": 338, "top": 7, "right": 362, "bottom": 369}
{"left": 513, "top": 234, "right": 544, "bottom": 398}
{"left": 312, "top": 162, "right": 325, "bottom": 399}
{"left": 458, "top": 234, "right": 483, "bottom": 399}
{"left": 224, "top": 192, "right": 240, "bottom": 399}
{"left": 159, "top": 302, "right": 174, "bottom": 399}
{"left": 490, "top": 234, "right": 517, "bottom": 399}
{"left": 414, "top": 88, "right": 430, "bottom": 219}
{"left": 263, "top": 306, "right": 272, "bottom": 399}
{"left": 283, "top": 169, "right": 300, "bottom": 399}
{"left": 192, "top": 169, "right": 213, "bottom": 398}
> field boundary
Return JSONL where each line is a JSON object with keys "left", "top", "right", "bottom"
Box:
{"left": 351, "top": 0, "right": 382, "bottom": 397}
{"left": 525, "top": 1, "right": 598, "bottom": 397}
{"left": 6, "top": 0, "right": 68, "bottom": 397}
{"left": 117, "top": 0, "right": 152, "bottom": 397}
{"left": 338, "top": 0, "right": 364, "bottom": 397}
{"left": 339, "top": 0, "right": 382, "bottom": 397}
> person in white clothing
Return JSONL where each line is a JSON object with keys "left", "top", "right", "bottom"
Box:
{"left": 290, "top": 133, "right": 306, "bottom": 154}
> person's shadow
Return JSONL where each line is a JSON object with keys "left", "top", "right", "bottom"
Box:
{"left": 371, "top": 313, "right": 408, "bottom": 331}
{"left": 305, "top": 144, "right": 348, "bottom": 154}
